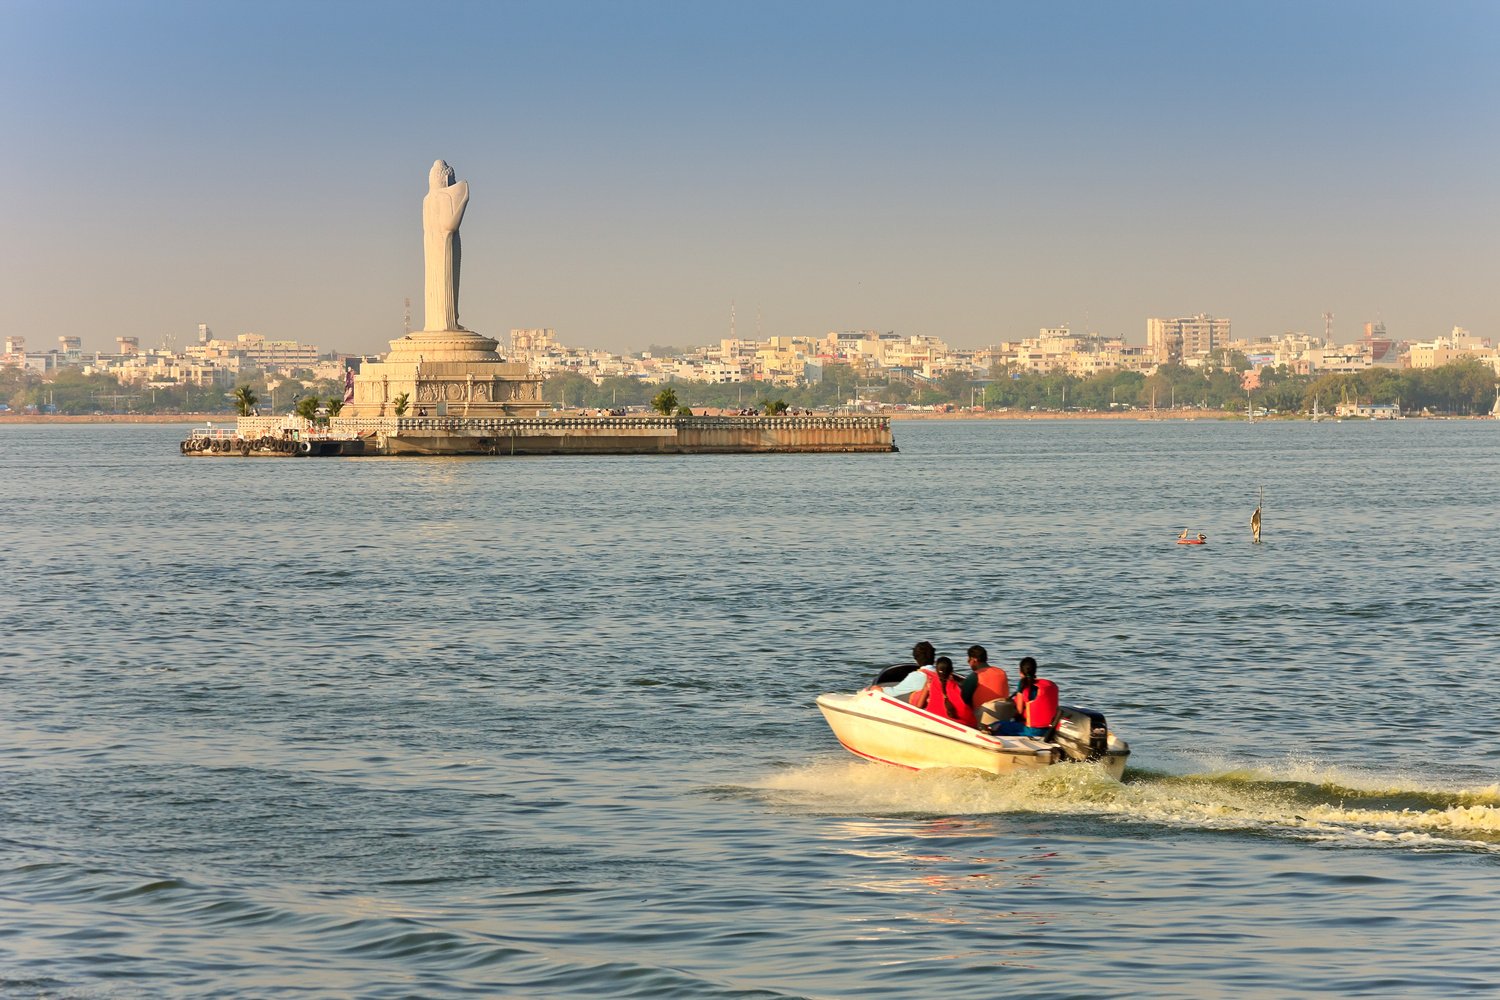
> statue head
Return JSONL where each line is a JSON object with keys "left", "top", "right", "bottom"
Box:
{"left": 429, "top": 159, "right": 455, "bottom": 190}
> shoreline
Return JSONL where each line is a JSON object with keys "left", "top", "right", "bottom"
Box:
{"left": 0, "top": 409, "right": 1483, "bottom": 425}
{"left": 0, "top": 414, "right": 226, "bottom": 424}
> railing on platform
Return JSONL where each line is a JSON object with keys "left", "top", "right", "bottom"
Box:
{"left": 236, "top": 415, "right": 311, "bottom": 437}
{"left": 335, "top": 414, "right": 890, "bottom": 434}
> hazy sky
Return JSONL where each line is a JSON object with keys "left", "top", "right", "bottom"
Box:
{"left": 3, "top": 1, "right": 1496, "bottom": 355}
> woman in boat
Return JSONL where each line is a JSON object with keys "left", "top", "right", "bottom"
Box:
{"left": 911, "top": 656, "right": 976, "bottom": 727}
{"left": 990, "top": 657, "right": 1058, "bottom": 737}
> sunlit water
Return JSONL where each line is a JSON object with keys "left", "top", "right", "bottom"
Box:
{"left": 2, "top": 419, "right": 1498, "bottom": 998}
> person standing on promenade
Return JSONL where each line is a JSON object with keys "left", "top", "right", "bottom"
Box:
{"left": 960, "top": 645, "right": 1012, "bottom": 727}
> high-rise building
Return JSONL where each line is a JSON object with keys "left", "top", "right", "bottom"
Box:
{"left": 58, "top": 335, "right": 83, "bottom": 354}
{"left": 1146, "top": 314, "right": 1231, "bottom": 364}
{"left": 509, "top": 328, "right": 556, "bottom": 361}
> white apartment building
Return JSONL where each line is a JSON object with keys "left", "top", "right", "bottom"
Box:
{"left": 1407, "top": 328, "right": 1498, "bottom": 372}
{"left": 1147, "top": 314, "right": 1231, "bottom": 364}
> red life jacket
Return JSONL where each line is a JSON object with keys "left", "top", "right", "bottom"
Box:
{"left": 912, "top": 668, "right": 977, "bottom": 727}
{"left": 1013, "top": 678, "right": 1059, "bottom": 728}
{"left": 969, "top": 665, "right": 1009, "bottom": 711}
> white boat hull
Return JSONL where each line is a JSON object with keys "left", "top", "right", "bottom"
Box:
{"left": 816, "top": 690, "right": 1129, "bottom": 780}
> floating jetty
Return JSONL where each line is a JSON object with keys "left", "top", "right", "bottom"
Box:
{"left": 181, "top": 413, "right": 895, "bottom": 457}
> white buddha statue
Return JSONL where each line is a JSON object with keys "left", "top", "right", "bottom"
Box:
{"left": 422, "top": 159, "right": 469, "bottom": 332}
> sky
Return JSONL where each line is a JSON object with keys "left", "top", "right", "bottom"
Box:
{"left": 2, "top": 1, "right": 1497, "bottom": 356}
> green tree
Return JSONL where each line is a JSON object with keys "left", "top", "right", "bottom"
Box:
{"left": 544, "top": 372, "right": 597, "bottom": 409}
{"left": 676, "top": 404, "right": 694, "bottom": 416}
{"left": 295, "top": 395, "right": 321, "bottom": 421}
{"left": 232, "top": 384, "right": 258, "bottom": 416}
{"left": 651, "top": 387, "right": 679, "bottom": 415}
{"left": 392, "top": 392, "right": 410, "bottom": 417}
{"left": 326, "top": 397, "right": 343, "bottom": 417}
{"left": 761, "top": 398, "right": 788, "bottom": 415}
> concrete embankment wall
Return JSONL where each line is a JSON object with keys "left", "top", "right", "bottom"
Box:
{"left": 370, "top": 415, "right": 893, "bottom": 455}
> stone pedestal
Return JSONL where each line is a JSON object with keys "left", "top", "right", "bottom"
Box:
{"left": 345, "top": 329, "right": 548, "bottom": 418}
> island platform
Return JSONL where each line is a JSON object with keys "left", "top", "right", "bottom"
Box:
{"left": 181, "top": 413, "right": 895, "bottom": 457}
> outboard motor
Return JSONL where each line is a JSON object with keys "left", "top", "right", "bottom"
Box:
{"left": 1051, "top": 705, "right": 1111, "bottom": 761}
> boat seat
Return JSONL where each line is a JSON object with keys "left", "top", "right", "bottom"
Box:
{"left": 871, "top": 663, "right": 918, "bottom": 687}
{"left": 977, "top": 699, "right": 1017, "bottom": 728}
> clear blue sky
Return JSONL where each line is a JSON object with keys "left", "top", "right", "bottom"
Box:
{"left": 3, "top": 1, "right": 1496, "bottom": 355}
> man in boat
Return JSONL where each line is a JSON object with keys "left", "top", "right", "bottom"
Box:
{"left": 989, "top": 658, "right": 1058, "bottom": 738}
{"left": 867, "top": 641, "right": 937, "bottom": 701}
{"left": 960, "top": 645, "right": 1013, "bottom": 728}
{"left": 911, "top": 656, "right": 976, "bottom": 726}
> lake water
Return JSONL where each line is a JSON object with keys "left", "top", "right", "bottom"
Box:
{"left": 2, "top": 418, "right": 1498, "bottom": 998}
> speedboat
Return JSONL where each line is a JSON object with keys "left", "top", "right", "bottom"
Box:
{"left": 815, "top": 669, "right": 1130, "bottom": 780}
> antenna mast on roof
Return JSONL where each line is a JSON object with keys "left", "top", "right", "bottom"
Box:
{"left": 1322, "top": 311, "right": 1334, "bottom": 343}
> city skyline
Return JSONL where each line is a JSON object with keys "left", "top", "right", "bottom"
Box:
{"left": 3, "top": 2, "right": 1497, "bottom": 355}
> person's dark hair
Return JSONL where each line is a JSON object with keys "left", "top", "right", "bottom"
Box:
{"left": 1017, "top": 656, "right": 1038, "bottom": 681}
{"left": 912, "top": 641, "right": 936, "bottom": 666}
{"left": 967, "top": 644, "right": 988, "bottom": 664}
{"left": 932, "top": 656, "right": 958, "bottom": 718}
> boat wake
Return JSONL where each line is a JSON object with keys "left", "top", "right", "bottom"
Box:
{"left": 750, "top": 758, "right": 1500, "bottom": 853}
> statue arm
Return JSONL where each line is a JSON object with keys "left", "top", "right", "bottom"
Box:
{"left": 424, "top": 182, "right": 470, "bottom": 233}
{"left": 449, "top": 180, "right": 469, "bottom": 228}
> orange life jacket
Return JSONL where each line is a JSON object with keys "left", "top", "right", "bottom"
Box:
{"left": 1013, "top": 678, "right": 1059, "bottom": 729}
{"left": 969, "top": 665, "right": 1009, "bottom": 710}
{"left": 912, "top": 668, "right": 977, "bottom": 727}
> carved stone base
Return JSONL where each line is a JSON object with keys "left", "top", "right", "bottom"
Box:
{"left": 383, "top": 329, "right": 502, "bottom": 364}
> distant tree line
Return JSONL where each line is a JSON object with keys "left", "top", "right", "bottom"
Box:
{"left": 544, "top": 356, "right": 1499, "bottom": 417}
{"left": 7, "top": 355, "right": 1496, "bottom": 418}
{"left": 0, "top": 367, "right": 346, "bottom": 415}
{"left": 980, "top": 356, "right": 1497, "bottom": 416}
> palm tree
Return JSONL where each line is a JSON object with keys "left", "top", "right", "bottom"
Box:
{"left": 326, "top": 398, "right": 343, "bottom": 418}
{"left": 232, "top": 385, "right": 258, "bottom": 416}
{"left": 295, "top": 395, "right": 321, "bottom": 421}
{"left": 393, "top": 392, "right": 411, "bottom": 417}
{"left": 651, "top": 387, "right": 678, "bottom": 415}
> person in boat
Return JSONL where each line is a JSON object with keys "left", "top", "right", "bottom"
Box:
{"left": 989, "top": 657, "right": 1058, "bottom": 738}
{"left": 960, "top": 645, "right": 1012, "bottom": 728}
{"left": 910, "top": 656, "right": 976, "bottom": 727}
{"left": 867, "top": 641, "right": 937, "bottom": 701}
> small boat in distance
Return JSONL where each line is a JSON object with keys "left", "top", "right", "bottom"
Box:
{"left": 816, "top": 667, "right": 1130, "bottom": 780}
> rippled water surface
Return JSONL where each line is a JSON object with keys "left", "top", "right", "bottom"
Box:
{"left": 2, "top": 419, "right": 1498, "bottom": 998}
